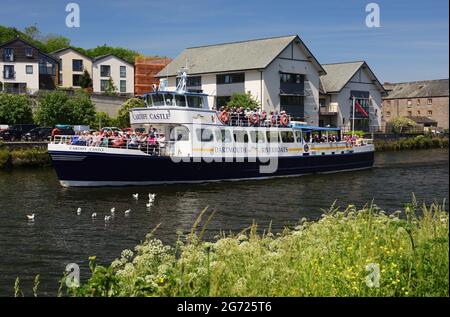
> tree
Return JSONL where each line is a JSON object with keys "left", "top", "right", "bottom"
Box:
{"left": 34, "top": 91, "right": 95, "bottom": 126}
{"left": 23, "top": 24, "right": 41, "bottom": 41}
{"left": 104, "top": 77, "right": 117, "bottom": 96}
{"left": 79, "top": 70, "right": 92, "bottom": 89}
{"left": 42, "top": 34, "right": 71, "bottom": 52}
{"left": 90, "top": 112, "right": 117, "bottom": 130}
{"left": 226, "top": 92, "right": 261, "bottom": 110}
{"left": 116, "top": 98, "right": 145, "bottom": 128}
{"left": 86, "top": 44, "right": 138, "bottom": 64}
{"left": 391, "top": 116, "right": 416, "bottom": 133}
{"left": 0, "top": 93, "right": 33, "bottom": 124}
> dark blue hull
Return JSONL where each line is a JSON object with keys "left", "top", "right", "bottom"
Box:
{"left": 48, "top": 150, "right": 375, "bottom": 187}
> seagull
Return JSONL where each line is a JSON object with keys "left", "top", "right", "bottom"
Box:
{"left": 104, "top": 215, "right": 111, "bottom": 222}
{"left": 110, "top": 207, "right": 115, "bottom": 214}
{"left": 146, "top": 202, "right": 153, "bottom": 208}
{"left": 148, "top": 193, "right": 156, "bottom": 202}
{"left": 124, "top": 209, "right": 131, "bottom": 216}
{"left": 91, "top": 212, "right": 97, "bottom": 218}
{"left": 132, "top": 193, "right": 139, "bottom": 200}
{"left": 26, "top": 214, "right": 35, "bottom": 221}
{"left": 76, "top": 207, "right": 82, "bottom": 215}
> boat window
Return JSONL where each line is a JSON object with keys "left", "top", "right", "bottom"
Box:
{"left": 233, "top": 130, "right": 249, "bottom": 143}
{"left": 164, "top": 93, "right": 176, "bottom": 106}
{"left": 187, "top": 95, "right": 203, "bottom": 108}
{"left": 151, "top": 94, "right": 164, "bottom": 107}
{"left": 215, "top": 129, "right": 233, "bottom": 143}
{"left": 169, "top": 126, "right": 189, "bottom": 141}
{"left": 249, "top": 130, "right": 266, "bottom": 143}
{"left": 175, "top": 94, "right": 187, "bottom": 107}
{"left": 280, "top": 131, "right": 295, "bottom": 143}
{"left": 294, "top": 130, "right": 302, "bottom": 143}
{"left": 266, "top": 131, "right": 281, "bottom": 143}
{"left": 196, "top": 129, "right": 214, "bottom": 142}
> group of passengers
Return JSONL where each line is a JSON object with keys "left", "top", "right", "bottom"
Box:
{"left": 64, "top": 127, "right": 166, "bottom": 154}
{"left": 305, "top": 133, "right": 342, "bottom": 143}
{"left": 218, "top": 106, "right": 290, "bottom": 127}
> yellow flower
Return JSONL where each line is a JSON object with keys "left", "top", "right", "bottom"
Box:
{"left": 159, "top": 277, "right": 164, "bottom": 284}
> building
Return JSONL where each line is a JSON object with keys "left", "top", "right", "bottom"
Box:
{"left": 0, "top": 37, "right": 59, "bottom": 94}
{"left": 382, "top": 79, "right": 449, "bottom": 130}
{"left": 134, "top": 56, "right": 171, "bottom": 96}
{"left": 319, "top": 61, "right": 386, "bottom": 132}
{"left": 156, "top": 35, "right": 326, "bottom": 124}
{"left": 92, "top": 54, "right": 134, "bottom": 95}
{"left": 51, "top": 47, "right": 93, "bottom": 88}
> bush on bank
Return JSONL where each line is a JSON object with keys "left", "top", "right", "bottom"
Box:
{"left": 374, "top": 135, "right": 449, "bottom": 151}
{"left": 0, "top": 147, "right": 49, "bottom": 168}
{"left": 68, "top": 201, "right": 448, "bottom": 297}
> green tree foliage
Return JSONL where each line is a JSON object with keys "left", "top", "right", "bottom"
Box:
{"left": 226, "top": 92, "right": 261, "bottom": 110}
{"left": 42, "top": 34, "right": 71, "bottom": 52}
{"left": 116, "top": 98, "right": 144, "bottom": 128}
{"left": 391, "top": 116, "right": 416, "bottom": 133}
{"left": 23, "top": 24, "right": 40, "bottom": 41}
{"left": 0, "top": 25, "right": 44, "bottom": 50}
{"left": 34, "top": 91, "right": 95, "bottom": 126}
{"left": 79, "top": 70, "right": 93, "bottom": 89}
{"left": 104, "top": 77, "right": 117, "bottom": 96}
{"left": 85, "top": 45, "right": 138, "bottom": 64}
{"left": 90, "top": 112, "right": 117, "bottom": 130}
{"left": 0, "top": 93, "right": 33, "bottom": 124}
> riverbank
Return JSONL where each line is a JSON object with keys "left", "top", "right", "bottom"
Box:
{"left": 0, "top": 146, "right": 50, "bottom": 168}
{"left": 374, "top": 135, "right": 448, "bottom": 151}
{"left": 66, "top": 200, "right": 448, "bottom": 297}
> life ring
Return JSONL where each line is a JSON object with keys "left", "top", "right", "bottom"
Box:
{"left": 280, "top": 114, "right": 289, "bottom": 126}
{"left": 270, "top": 115, "right": 277, "bottom": 125}
{"left": 249, "top": 113, "right": 259, "bottom": 125}
{"left": 304, "top": 144, "right": 309, "bottom": 152}
{"left": 219, "top": 111, "right": 229, "bottom": 124}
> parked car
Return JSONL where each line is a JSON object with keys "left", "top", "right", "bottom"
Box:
{"left": 0, "top": 124, "right": 38, "bottom": 141}
{"left": 101, "top": 127, "right": 121, "bottom": 134}
{"left": 22, "top": 127, "right": 53, "bottom": 141}
{"left": 54, "top": 124, "right": 75, "bottom": 136}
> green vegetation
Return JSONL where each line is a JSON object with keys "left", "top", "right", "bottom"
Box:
{"left": 0, "top": 93, "right": 33, "bottom": 124}
{"left": 66, "top": 200, "right": 448, "bottom": 297}
{"left": 79, "top": 70, "right": 93, "bottom": 89}
{"left": 116, "top": 98, "right": 145, "bottom": 128}
{"left": 0, "top": 147, "right": 49, "bottom": 168}
{"left": 375, "top": 135, "right": 449, "bottom": 151}
{"left": 344, "top": 130, "right": 366, "bottom": 138}
{"left": 90, "top": 112, "right": 118, "bottom": 130}
{"left": 226, "top": 92, "right": 261, "bottom": 110}
{"left": 103, "top": 77, "right": 117, "bottom": 96}
{"left": 391, "top": 116, "right": 417, "bottom": 133}
{"left": 34, "top": 90, "right": 95, "bottom": 127}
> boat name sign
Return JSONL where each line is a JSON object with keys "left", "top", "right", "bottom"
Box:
{"left": 130, "top": 109, "right": 171, "bottom": 124}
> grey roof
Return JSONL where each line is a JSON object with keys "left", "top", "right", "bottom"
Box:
{"left": 50, "top": 47, "right": 93, "bottom": 60}
{"left": 93, "top": 54, "right": 134, "bottom": 66}
{"left": 384, "top": 79, "right": 449, "bottom": 99}
{"left": 157, "top": 35, "right": 325, "bottom": 77}
{"left": 320, "top": 61, "right": 365, "bottom": 93}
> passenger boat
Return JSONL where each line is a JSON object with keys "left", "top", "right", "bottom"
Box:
{"left": 48, "top": 72, "right": 375, "bottom": 187}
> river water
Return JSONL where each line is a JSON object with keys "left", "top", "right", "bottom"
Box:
{"left": 0, "top": 149, "right": 448, "bottom": 296}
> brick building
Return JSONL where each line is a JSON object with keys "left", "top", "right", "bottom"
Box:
{"left": 134, "top": 56, "right": 171, "bottom": 96}
{"left": 382, "top": 79, "right": 449, "bottom": 130}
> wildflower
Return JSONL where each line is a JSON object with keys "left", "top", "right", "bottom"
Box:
{"left": 159, "top": 277, "right": 164, "bottom": 284}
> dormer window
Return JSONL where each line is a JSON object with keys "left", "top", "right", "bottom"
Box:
{"left": 3, "top": 48, "right": 14, "bottom": 62}
{"left": 25, "top": 48, "right": 33, "bottom": 58}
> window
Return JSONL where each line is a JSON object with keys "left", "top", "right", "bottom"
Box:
{"left": 294, "top": 130, "right": 302, "bottom": 142}
{"left": 417, "top": 99, "right": 421, "bottom": 106}
{"left": 170, "top": 126, "right": 189, "bottom": 141}
{"left": 407, "top": 111, "right": 412, "bottom": 117}
{"left": 280, "top": 131, "right": 295, "bottom": 143}
{"left": 407, "top": 99, "right": 412, "bottom": 107}
{"left": 26, "top": 65, "right": 33, "bottom": 74}
{"left": 427, "top": 98, "right": 432, "bottom": 105}
{"left": 417, "top": 110, "right": 420, "bottom": 115}
{"left": 3, "top": 48, "right": 14, "bottom": 62}
{"left": 186, "top": 95, "right": 203, "bottom": 108}
{"left": 100, "top": 80, "right": 109, "bottom": 92}
{"left": 386, "top": 111, "right": 391, "bottom": 117}
{"left": 216, "top": 73, "right": 245, "bottom": 84}
{"left": 196, "top": 129, "right": 214, "bottom": 142}
{"left": 428, "top": 110, "right": 432, "bottom": 116}
{"left": 280, "top": 73, "right": 304, "bottom": 84}
{"left": 164, "top": 93, "right": 175, "bottom": 106}
{"left": 72, "top": 59, "right": 83, "bottom": 72}
{"left": 280, "top": 95, "right": 304, "bottom": 119}
{"left": 120, "top": 66, "right": 126, "bottom": 78}
{"left": 386, "top": 100, "right": 391, "bottom": 106}
{"left": 216, "top": 96, "right": 231, "bottom": 109}
{"left": 233, "top": 130, "right": 249, "bottom": 143}
{"left": 150, "top": 94, "right": 165, "bottom": 106}
{"left": 100, "top": 65, "right": 111, "bottom": 77}
{"left": 73, "top": 74, "right": 82, "bottom": 86}
{"left": 176, "top": 76, "right": 201, "bottom": 87}
{"left": 249, "top": 130, "right": 266, "bottom": 143}
{"left": 3, "top": 65, "right": 14, "bottom": 79}
{"left": 25, "top": 48, "right": 33, "bottom": 57}
{"left": 120, "top": 80, "right": 126, "bottom": 93}
{"left": 175, "top": 94, "right": 187, "bottom": 107}
{"left": 266, "top": 131, "right": 280, "bottom": 143}
{"left": 215, "top": 129, "right": 233, "bottom": 143}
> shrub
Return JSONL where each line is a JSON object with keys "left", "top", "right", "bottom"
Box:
{"left": 391, "top": 117, "right": 416, "bottom": 133}
{"left": 0, "top": 93, "right": 33, "bottom": 124}
{"left": 90, "top": 112, "right": 118, "bottom": 130}
{"left": 116, "top": 98, "right": 144, "bottom": 128}
{"left": 0, "top": 148, "right": 9, "bottom": 167}
{"left": 10, "top": 148, "right": 50, "bottom": 167}
{"left": 226, "top": 92, "right": 261, "bottom": 110}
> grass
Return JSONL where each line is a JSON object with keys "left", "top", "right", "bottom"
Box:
{"left": 374, "top": 135, "right": 449, "bottom": 151}
{"left": 67, "top": 199, "right": 448, "bottom": 297}
{"left": 0, "top": 147, "right": 50, "bottom": 168}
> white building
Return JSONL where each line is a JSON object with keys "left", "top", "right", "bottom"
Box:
{"left": 319, "top": 61, "right": 387, "bottom": 132}
{"left": 156, "top": 35, "right": 326, "bottom": 124}
{"left": 92, "top": 54, "right": 134, "bottom": 95}
{"left": 51, "top": 47, "right": 93, "bottom": 88}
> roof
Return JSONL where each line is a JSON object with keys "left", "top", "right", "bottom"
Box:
{"left": 50, "top": 47, "right": 93, "bottom": 60}
{"left": 409, "top": 116, "right": 438, "bottom": 125}
{"left": 383, "top": 79, "right": 449, "bottom": 99}
{"left": 320, "top": 61, "right": 386, "bottom": 95}
{"left": 93, "top": 54, "right": 134, "bottom": 66}
{"left": 0, "top": 37, "right": 59, "bottom": 62}
{"left": 157, "top": 35, "right": 325, "bottom": 77}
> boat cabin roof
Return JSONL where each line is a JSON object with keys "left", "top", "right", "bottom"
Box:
{"left": 291, "top": 124, "right": 340, "bottom": 132}
{"left": 143, "top": 90, "right": 209, "bottom": 97}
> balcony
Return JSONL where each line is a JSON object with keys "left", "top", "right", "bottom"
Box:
{"left": 3, "top": 54, "right": 14, "bottom": 62}
{"left": 320, "top": 103, "right": 338, "bottom": 115}
{"left": 3, "top": 70, "right": 16, "bottom": 79}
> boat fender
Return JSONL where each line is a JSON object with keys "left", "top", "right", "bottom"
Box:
{"left": 280, "top": 114, "right": 289, "bottom": 126}
{"left": 250, "top": 113, "right": 259, "bottom": 125}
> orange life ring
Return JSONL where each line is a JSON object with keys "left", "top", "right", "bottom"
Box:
{"left": 280, "top": 114, "right": 289, "bottom": 126}
{"left": 249, "top": 113, "right": 259, "bottom": 125}
{"left": 219, "top": 111, "right": 229, "bottom": 124}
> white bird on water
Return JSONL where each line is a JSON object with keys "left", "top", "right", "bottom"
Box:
{"left": 104, "top": 215, "right": 111, "bottom": 222}
{"left": 91, "top": 212, "right": 97, "bottom": 218}
{"left": 146, "top": 201, "right": 153, "bottom": 208}
{"left": 124, "top": 209, "right": 131, "bottom": 216}
{"left": 26, "top": 214, "right": 35, "bottom": 221}
{"left": 132, "top": 193, "right": 139, "bottom": 200}
{"left": 76, "top": 207, "right": 82, "bottom": 215}
{"left": 148, "top": 193, "right": 156, "bottom": 202}
{"left": 110, "top": 207, "right": 115, "bottom": 214}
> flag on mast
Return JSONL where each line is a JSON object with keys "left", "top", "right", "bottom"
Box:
{"left": 355, "top": 100, "right": 368, "bottom": 117}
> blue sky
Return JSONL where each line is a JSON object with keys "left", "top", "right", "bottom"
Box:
{"left": 1, "top": 0, "right": 448, "bottom": 82}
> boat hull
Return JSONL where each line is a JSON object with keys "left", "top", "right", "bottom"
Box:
{"left": 48, "top": 150, "right": 375, "bottom": 187}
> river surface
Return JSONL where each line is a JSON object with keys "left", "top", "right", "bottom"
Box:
{"left": 0, "top": 149, "right": 448, "bottom": 296}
